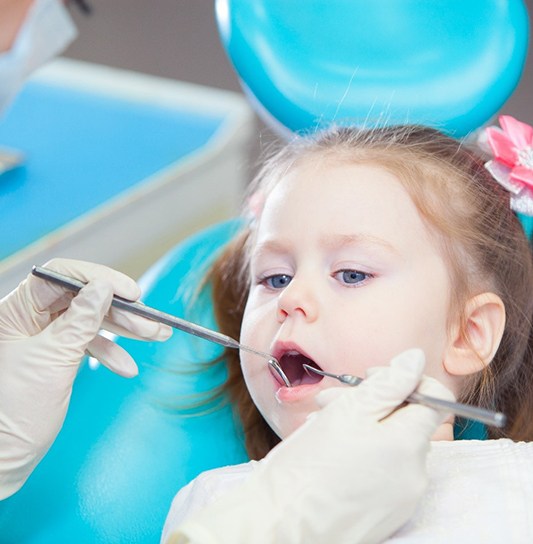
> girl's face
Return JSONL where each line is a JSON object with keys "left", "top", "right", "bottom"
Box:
{"left": 240, "top": 159, "right": 458, "bottom": 439}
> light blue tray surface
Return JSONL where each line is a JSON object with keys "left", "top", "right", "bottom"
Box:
{"left": 0, "top": 80, "right": 223, "bottom": 261}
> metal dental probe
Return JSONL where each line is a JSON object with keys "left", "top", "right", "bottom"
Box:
{"left": 303, "top": 364, "right": 506, "bottom": 428}
{"left": 31, "top": 266, "right": 281, "bottom": 369}
{"left": 268, "top": 359, "right": 291, "bottom": 387}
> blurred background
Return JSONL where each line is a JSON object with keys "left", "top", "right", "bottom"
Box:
{"left": 2, "top": 0, "right": 532, "bottom": 291}
{"left": 65, "top": 0, "right": 533, "bottom": 143}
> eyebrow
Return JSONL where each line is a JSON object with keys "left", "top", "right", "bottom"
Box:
{"left": 252, "top": 233, "right": 399, "bottom": 257}
{"left": 319, "top": 233, "right": 400, "bottom": 255}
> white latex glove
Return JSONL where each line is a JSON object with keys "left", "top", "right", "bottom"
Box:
{"left": 0, "top": 258, "right": 172, "bottom": 499}
{"left": 166, "top": 349, "right": 455, "bottom": 544}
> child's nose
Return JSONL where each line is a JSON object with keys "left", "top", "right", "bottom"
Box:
{"left": 276, "top": 279, "right": 318, "bottom": 322}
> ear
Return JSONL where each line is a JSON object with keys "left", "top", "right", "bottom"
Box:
{"left": 443, "top": 292, "right": 506, "bottom": 376}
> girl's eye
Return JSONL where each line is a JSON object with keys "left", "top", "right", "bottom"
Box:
{"left": 261, "top": 274, "right": 292, "bottom": 289}
{"left": 335, "top": 269, "right": 371, "bottom": 286}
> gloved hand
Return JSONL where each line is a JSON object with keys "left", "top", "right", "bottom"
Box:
{"left": 166, "top": 349, "right": 455, "bottom": 544}
{"left": 0, "top": 258, "right": 172, "bottom": 499}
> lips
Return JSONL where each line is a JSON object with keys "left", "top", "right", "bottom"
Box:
{"left": 272, "top": 344, "right": 324, "bottom": 387}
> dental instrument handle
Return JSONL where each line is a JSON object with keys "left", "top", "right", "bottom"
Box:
{"left": 337, "top": 374, "right": 504, "bottom": 427}
{"left": 303, "top": 364, "right": 506, "bottom": 428}
{"left": 406, "top": 390, "right": 506, "bottom": 428}
{"left": 339, "top": 373, "right": 505, "bottom": 427}
{"left": 31, "top": 266, "right": 274, "bottom": 362}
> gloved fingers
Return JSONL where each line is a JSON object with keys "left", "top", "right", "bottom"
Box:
{"left": 101, "top": 309, "right": 173, "bottom": 341}
{"left": 0, "top": 281, "right": 67, "bottom": 337}
{"left": 364, "top": 365, "right": 387, "bottom": 378}
{"left": 384, "top": 403, "right": 443, "bottom": 443}
{"left": 38, "top": 259, "right": 172, "bottom": 341}
{"left": 416, "top": 373, "right": 456, "bottom": 404}
{"left": 384, "top": 375, "right": 456, "bottom": 438}
{"left": 86, "top": 334, "right": 138, "bottom": 377}
{"left": 40, "top": 279, "right": 114, "bottom": 354}
{"left": 316, "top": 349, "right": 426, "bottom": 422}
{"left": 311, "top": 385, "right": 351, "bottom": 409}
{"left": 4, "top": 259, "right": 143, "bottom": 337}
{"left": 386, "top": 375, "right": 455, "bottom": 441}
{"left": 29, "top": 258, "right": 142, "bottom": 312}
{"left": 312, "top": 366, "right": 389, "bottom": 409}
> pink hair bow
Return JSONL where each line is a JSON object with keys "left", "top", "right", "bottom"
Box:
{"left": 483, "top": 115, "right": 533, "bottom": 216}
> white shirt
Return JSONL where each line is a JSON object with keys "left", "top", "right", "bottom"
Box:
{"left": 162, "top": 439, "right": 533, "bottom": 543}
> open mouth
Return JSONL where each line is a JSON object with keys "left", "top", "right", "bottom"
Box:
{"left": 277, "top": 350, "right": 324, "bottom": 386}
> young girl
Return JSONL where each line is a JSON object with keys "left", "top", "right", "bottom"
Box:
{"left": 164, "top": 117, "right": 533, "bottom": 540}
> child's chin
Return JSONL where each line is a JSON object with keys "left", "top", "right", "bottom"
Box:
{"left": 277, "top": 411, "right": 316, "bottom": 440}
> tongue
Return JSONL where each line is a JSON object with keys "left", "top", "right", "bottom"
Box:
{"left": 299, "top": 367, "right": 323, "bottom": 385}
{"left": 280, "top": 353, "right": 323, "bottom": 386}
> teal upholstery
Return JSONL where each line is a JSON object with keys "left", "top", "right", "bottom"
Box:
{"left": 217, "top": 0, "right": 529, "bottom": 136}
{"left": 0, "top": 220, "right": 248, "bottom": 543}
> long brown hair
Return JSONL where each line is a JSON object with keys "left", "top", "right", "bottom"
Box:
{"left": 208, "top": 125, "right": 533, "bottom": 459}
